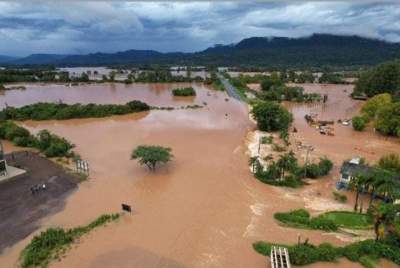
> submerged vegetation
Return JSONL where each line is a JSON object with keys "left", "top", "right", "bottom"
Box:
{"left": 20, "top": 213, "right": 120, "bottom": 268}
{"left": 0, "top": 121, "right": 73, "bottom": 157}
{"left": 0, "top": 100, "right": 150, "bottom": 121}
{"left": 172, "top": 87, "right": 196, "bottom": 96}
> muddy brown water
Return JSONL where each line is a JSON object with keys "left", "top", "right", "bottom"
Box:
{"left": 286, "top": 83, "right": 400, "bottom": 164}
{"left": 0, "top": 83, "right": 397, "bottom": 268}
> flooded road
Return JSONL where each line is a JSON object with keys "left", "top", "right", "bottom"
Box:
{"left": 0, "top": 83, "right": 397, "bottom": 268}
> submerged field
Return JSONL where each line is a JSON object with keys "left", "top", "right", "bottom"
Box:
{"left": 0, "top": 83, "right": 399, "bottom": 268}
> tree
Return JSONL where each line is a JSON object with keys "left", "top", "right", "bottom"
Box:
{"left": 354, "top": 61, "right": 400, "bottom": 98}
{"left": 251, "top": 101, "right": 293, "bottom": 132}
{"left": 131, "top": 145, "right": 173, "bottom": 171}
{"left": 375, "top": 102, "right": 400, "bottom": 137}
{"left": 276, "top": 151, "right": 297, "bottom": 179}
{"left": 361, "top": 93, "right": 392, "bottom": 119}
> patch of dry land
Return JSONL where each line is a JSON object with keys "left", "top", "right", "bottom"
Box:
{"left": 0, "top": 82, "right": 399, "bottom": 268}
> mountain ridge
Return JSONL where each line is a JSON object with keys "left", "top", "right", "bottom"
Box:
{"left": 4, "top": 33, "right": 400, "bottom": 67}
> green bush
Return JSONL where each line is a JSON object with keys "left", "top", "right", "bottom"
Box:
{"left": 305, "top": 158, "right": 333, "bottom": 178}
{"left": 309, "top": 217, "right": 338, "bottom": 231}
{"left": 172, "top": 87, "right": 196, "bottom": 96}
{"left": 352, "top": 115, "right": 368, "bottom": 131}
{"left": 333, "top": 191, "right": 348, "bottom": 203}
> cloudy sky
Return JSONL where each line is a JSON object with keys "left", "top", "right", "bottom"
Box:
{"left": 0, "top": 1, "right": 399, "bottom": 56}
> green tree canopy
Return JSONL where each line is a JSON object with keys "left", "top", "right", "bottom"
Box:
{"left": 361, "top": 93, "right": 392, "bottom": 119}
{"left": 131, "top": 145, "right": 173, "bottom": 171}
{"left": 251, "top": 101, "right": 293, "bottom": 132}
{"left": 354, "top": 61, "right": 400, "bottom": 98}
{"left": 375, "top": 101, "right": 400, "bottom": 137}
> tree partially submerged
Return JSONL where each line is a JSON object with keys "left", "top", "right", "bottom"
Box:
{"left": 131, "top": 145, "right": 173, "bottom": 171}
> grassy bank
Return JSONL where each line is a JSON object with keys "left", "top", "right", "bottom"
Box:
{"left": 20, "top": 213, "right": 120, "bottom": 268}
{"left": 319, "top": 211, "right": 373, "bottom": 230}
{"left": 274, "top": 209, "right": 372, "bottom": 231}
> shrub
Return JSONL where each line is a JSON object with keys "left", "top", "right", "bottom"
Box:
{"left": 318, "top": 158, "right": 333, "bottom": 176}
{"left": 309, "top": 217, "right": 338, "bottom": 231}
{"left": 172, "top": 87, "right": 196, "bottom": 96}
{"left": 305, "top": 158, "right": 333, "bottom": 178}
{"left": 333, "top": 191, "right": 348, "bottom": 203}
{"left": 352, "top": 115, "right": 368, "bottom": 131}
{"left": 260, "top": 136, "right": 273, "bottom": 144}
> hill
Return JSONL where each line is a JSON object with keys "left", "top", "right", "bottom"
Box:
{"left": 5, "top": 34, "right": 400, "bottom": 67}
{"left": 0, "top": 55, "right": 19, "bottom": 63}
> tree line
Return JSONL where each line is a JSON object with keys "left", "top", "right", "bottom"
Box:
{"left": 0, "top": 121, "right": 73, "bottom": 157}
{"left": 0, "top": 100, "right": 150, "bottom": 121}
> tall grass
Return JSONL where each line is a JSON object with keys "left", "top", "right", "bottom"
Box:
{"left": 21, "top": 213, "right": 120, "bottom": 268}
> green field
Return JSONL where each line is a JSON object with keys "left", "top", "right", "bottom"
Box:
{"left": 318, "top": 211, "right": 373, "bottom": 230}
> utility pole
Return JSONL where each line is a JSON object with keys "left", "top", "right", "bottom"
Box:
{"left": 303, "top": 145, "right": 313, "bottom": 178}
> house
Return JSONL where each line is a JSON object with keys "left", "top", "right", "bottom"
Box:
{"left": 338, "top": 157, "right": 373, "bottom": 185}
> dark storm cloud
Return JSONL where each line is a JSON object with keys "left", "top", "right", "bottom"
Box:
{"left": 0, "top": 1, "right": 399, "bottom": 56}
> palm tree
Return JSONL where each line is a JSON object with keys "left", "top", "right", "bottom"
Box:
{"left": 249, "top": 156, "right": 260, "bottom": 173}
{"left": 369, "top": 202, "right": 400, "bottom": 240}
{"left": 375, "top": 169, "right": 400, "bottom": 203}
{"left": 350, "top": 173, "right": 368, "bottom": 212}
{"left": 276, "top": 151, "right": 297, "bottom": 180}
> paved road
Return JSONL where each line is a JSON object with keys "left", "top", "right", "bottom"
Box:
{"left": 217, "top": 73, "right": 244, "bottom": 101}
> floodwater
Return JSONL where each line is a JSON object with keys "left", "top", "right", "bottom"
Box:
{"left": 0, "top": 83, "right": 396, "bottom": 268}
{"left": 0, "top": 83, "right": 205, "bottom": 109}
{"left": 286, "top": 83, "right": 400, "bottom": 164}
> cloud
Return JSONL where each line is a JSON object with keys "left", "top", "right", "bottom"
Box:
{"left": 0, "top": 1, "right": 399, "bottom": 56}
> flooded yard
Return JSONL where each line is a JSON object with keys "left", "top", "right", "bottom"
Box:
{"left": 0, "top": 83, "right": 398, "bottom": 268}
